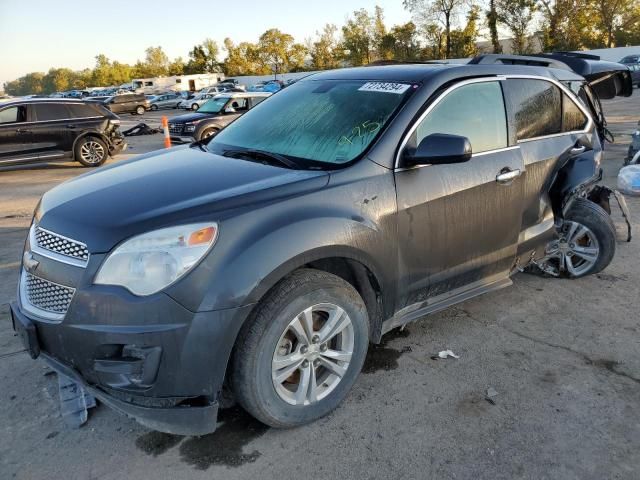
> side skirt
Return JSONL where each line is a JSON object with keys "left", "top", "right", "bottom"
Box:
{"left": 381, "top": 274, "right": 513, "bottom": 335}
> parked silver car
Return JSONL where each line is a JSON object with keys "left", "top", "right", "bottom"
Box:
{"left": 149, "top": 93, "right": 182, "bottom": 111}
{"left": 178, "top": 93, "right": 217, "bottom": 111}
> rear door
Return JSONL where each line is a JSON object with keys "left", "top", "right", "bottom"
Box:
{"left": 502, "top": 78, "right": 594, "bottom": 258}
{"left": 30, "top": 103, "right": 74, "bottom": 159}
{"left": 394, "top": 79, "right": 525, "bottom": 308}
{"left": 0, "top": 104, "right": 35, "bottom": 164}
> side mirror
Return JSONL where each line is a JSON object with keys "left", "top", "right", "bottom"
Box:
{"left": 404, "top": 133, "right": 472, "bottom": 166}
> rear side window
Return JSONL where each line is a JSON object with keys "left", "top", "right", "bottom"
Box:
{"left": 505, "top": 79, "right": 562, "bottom": 140}
{"left": 0, "top": 106, "right": 27, "bottom": 124}
{"left": 33, "top": 103, "right": 70, "bottom": 121}
{"left": 562, "top": 94, "right": 588, "bottom": 132}
{"left": 66, "top": 103, "right": 101, "bottom": 118}
{"left": 415, "top": 81, "right": 508, "bottom": 153}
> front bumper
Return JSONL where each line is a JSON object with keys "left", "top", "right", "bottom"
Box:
{"left": 170, "top": 134, "right": 195, "bottom": 144}
{"left": 10, "top": 293, "right": 254, "bottom": 435}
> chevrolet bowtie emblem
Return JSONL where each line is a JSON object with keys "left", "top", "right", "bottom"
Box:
{"left": 23, "top": 251, "right": 39, "bottom": 274}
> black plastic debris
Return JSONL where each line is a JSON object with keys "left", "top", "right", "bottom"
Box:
{"left": 122, "top": 123, "right": 161, "bottom": 137}
{"left": 57, "top": 373, "right": 96, "bottom": 428}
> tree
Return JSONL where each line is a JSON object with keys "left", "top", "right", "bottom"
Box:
{"left": 142, "top": 46, "right": 169, "bottom": 77}
{"left": 486, "top": 0, "right": 502, "bottom": 53}
{"left": 539, "top": 0, "right": 594, "bottom": 50}
{"left": 373, "top": 5, "right": 394, "bottom": 60}
{"left": 422, "top": 23, "right": 445, "bottom": 59}
{"left": 341, "top": 8, "right": 375, "bottom": 65}
{"left": 591, "top": 0, "right": 640, "bottom": 48}
{"left": 450, "top": 5, "right": 480, "bottom": 57}
{"left": 310, "top": 24, "right": 342, "bottom": 70}
{"left": 223, "top": 38, "right": 265, "bottom": 75}
{"left": 257, "top": 28, "right": 308, "bottom": 75}
{"left": 496, "top": 0, "right": 537, "bottom": 54}
{"left": 383, "top": 22, "right": 422, "bottom": 61}
{"left": 404, "top": 0, "right": 468, "bottom": 59}
{"left": 185, "top": 39, "right": 221, "bottom": 73}
{"left": 43, "top": 68, "right": 74, "bottom": 92}
{"left": 168, "top": 57, "right": 185, "bottom": 75}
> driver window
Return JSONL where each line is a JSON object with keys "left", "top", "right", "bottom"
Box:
{"left": 414, "top": 81, "right": 508, "bottom": 154}
{"left": 0, "top": 106, "right": 26, "bottom": 124}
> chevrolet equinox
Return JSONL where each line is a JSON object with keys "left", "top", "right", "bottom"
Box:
{"left": 11, "top": 56, "right": 633, "bottom": 435}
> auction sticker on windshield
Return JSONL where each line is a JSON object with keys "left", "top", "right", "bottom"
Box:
{"left": 358, "top": 82, "right": 411, "bottom": 94}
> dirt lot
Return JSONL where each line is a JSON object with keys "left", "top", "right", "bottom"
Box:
{"left": 1, "top": 97, "right": 639, "bottom": 480}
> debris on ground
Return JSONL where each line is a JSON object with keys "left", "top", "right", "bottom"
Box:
{"left": 431, "top": 349, "right": 460, "bottom": 360}
{"left": 58, "top": 373, "right": 96, "bottom": 429}
{"left": 122, "top": 123, "right": 161, "bottom": 136}
{"left": 485, "top": 387, "right": 499, "bottom": 405}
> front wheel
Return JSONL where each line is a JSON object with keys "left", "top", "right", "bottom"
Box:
{"left": 542, "top": 198, "right": 616, "bottom": 278}
{"left": 199, "top": 127, "right": 219, "bottom": 141}
{"left": 191, "top": 103, "right": 199, "bottom": 111}
{"left": 135, "top": 105, "right": 145, "bottom": 115}
{"left": 231, "top": 269, "right": 369, "bottom": 428}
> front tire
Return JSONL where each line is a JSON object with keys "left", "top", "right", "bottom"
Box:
{"left": 544, "top": 198, "right": 616, "bottom": 278}
{"left": 231, "top": 269, "right": 369, "bottom": 428}
{"left": 199, "top": 127, "right": 219, "bottom": 141}
{"left": 75, "top": 136, "right": 108, "bottom": 167}
{"left": 135, "top": 105, "right": 145, "bottom": 115}
{"left": 191, "top": 103, "right": 199, "bottom": 111}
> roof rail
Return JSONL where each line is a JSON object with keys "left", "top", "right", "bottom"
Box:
{"left": 549, "top": 51, "right": 601, "bottom": 60}
{"left": 468, "top": 54, "right": 571, "bottom": 71}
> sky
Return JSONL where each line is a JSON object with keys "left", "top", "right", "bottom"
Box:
{"left": 0, "top": 0, "right": 412, "bottom": 86}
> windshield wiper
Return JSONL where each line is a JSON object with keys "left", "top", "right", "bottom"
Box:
{"left": 222, "top": 149, "right": 302, "bottom": 169}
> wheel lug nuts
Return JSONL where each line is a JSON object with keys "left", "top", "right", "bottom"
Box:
{"left": 300, "top": 345, "right": 308, "bottom": 354}
{"left": 313, "top": 360, "right": 319, "bottom": 367}
{"left": 320, "top": 344, "right": 328, "bottom": 352}
{"left": 302, "top": 360, "right": 310, "bottom": 368}
{"left": 312, "top": 335, "right": 320, "bottom": 344}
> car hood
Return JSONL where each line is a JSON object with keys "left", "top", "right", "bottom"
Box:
{"left": 169, "top": 112, "right": 217, "bottom": 123}
{"left": 36, "top": 147, "right": 329, "bottom": 253}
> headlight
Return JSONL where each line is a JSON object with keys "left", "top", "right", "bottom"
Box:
{"left": 95, "top": 223, "right": 218, "bottom": 296}
{"left": 184, "top": 123, "right": 196, "bottom": 132}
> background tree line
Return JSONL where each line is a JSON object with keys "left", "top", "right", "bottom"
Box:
{"left": 4, "top": 0, "right": 639, "bottom": 96}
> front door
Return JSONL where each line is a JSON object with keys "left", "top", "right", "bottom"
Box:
{"left": 394, "top": 79, "right": 525, "bottom": 309}
{"left": 0, "top": 104, "right": 36, "bottom": 165}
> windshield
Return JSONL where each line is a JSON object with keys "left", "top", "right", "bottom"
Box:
{"left": 199, "top": 97, "right": 230, "bottom": 114}
{"left": 208, "top": 80, "right": 413, "bottom": 165}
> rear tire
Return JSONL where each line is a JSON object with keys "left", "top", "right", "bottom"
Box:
{"left": 150, "top": 104, "right": 158, "bottom": 111}
{"left": 544, "top": 198, "right": 616, "bottom": 278}
{"left": 75, "top": 136, "right": 108, "bottom": 167}
{"left": 191, "top": 103, "right": 199, "bottom": 111}
{"left": 231, "top": 269, "right": 369, "bottom": 428}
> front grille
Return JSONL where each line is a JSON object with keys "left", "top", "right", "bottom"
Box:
{"left": 169, "top": 124, "right": 183, "bottom": 134}
{"left": 34, "top": 226, "right": 89, "bottom": 262}
{"left": 23, "top": 272, "right": 75, "bottom": 315}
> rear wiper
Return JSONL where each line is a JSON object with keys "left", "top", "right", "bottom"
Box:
{"left": 222, "top": 149, "right": 301, "bottom": 169}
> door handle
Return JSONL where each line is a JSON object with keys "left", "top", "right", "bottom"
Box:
{"left": 15, "top": 128, "right": 31, "bottom": 134}
{"left": 570, "top": 145, "right": 586, "bottom": 155}
{"left": 496, "top": 168, "right": 521, "bottom": 184}
{"left": 66, "top": 125, "right": 76, "bottom": 129}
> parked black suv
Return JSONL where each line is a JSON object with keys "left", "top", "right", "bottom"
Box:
{"left": 168, "top": 92, "right": 271, "bottom": 143}
{"left": 11, "top": 56, "right": 632, "bottom": 435}
{"left": 0, "top": 99, "right": 126, "bottom": 167}
{"left": 102, "top": 93, "right": 150, "bottom": 115}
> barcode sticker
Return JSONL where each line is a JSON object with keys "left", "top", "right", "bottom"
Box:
{"left": 358, "top": 82, "right": 411, "bottom": 94}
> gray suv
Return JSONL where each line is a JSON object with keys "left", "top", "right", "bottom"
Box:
{"left": 11, "top": 55, "right": 632, "bottom": 436}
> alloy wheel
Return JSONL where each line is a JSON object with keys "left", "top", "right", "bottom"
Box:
{"left": 80, "top": 140, "right": 105, "bottom": 164}
{"left": 272, "top": 303, "right": 354, "bottom": 406}
{"left": 544, "top": 220, "right": 600, "bottom": 276}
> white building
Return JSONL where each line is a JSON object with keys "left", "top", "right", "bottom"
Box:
{"left": 130, "top": 73, "right": 225, "bottom": 94}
